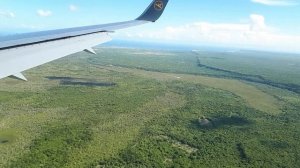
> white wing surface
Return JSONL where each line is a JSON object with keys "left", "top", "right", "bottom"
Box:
{"left": 0, "top": 0, "right": 169, "bottom": 80}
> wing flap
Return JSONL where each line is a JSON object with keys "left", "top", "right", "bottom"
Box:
{"left": 84, "top": 48, "right": 97, "bottom": 55}
{"left": 10, "top": 73, "right": 27, "bottom": 81}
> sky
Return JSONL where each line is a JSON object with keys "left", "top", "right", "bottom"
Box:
{"left": 0, "top": 0, "right": 300, "bottom": 53}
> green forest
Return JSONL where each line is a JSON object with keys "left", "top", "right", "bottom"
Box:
{"left": 0, "top": 47, "right": 299, "bottom": 167}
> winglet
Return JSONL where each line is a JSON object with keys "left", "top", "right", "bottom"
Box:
{"left": 136, "top": 0, "right": 169, "bottom": 22}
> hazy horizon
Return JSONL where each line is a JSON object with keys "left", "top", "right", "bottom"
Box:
{"left": 103, "top": 39, "right": 300, "bottom": 55}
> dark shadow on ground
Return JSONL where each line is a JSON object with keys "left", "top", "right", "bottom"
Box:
{"left": 0, "top": 139, "right": 9, "bottom": 144}
{"left": 46, "top": 76, "right": 78, "bottom": 81}
{"left": 46, "top": 76, "right": 116, "bottom": 87}
{"left": 260, "top": 140, "right": 290, "bottom": 149}
{"left": 236, "top": 143, "right": 250, "bottom": 163}
{"left": 60, "top": 81, "right": 116, "bottom": 87}
{"left": 0, "top": 134, "right": 16, "bottom": 144}
{"left": 191, "top": 116, "right": 252, "bottom": 130}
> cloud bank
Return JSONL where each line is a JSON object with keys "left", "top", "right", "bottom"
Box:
{"left": 119, "top": 14, "right": 300, "bottom": 53}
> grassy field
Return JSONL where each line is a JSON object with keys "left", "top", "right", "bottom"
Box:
{"left": 0, "top": 47, "right": 299, "bottom": 167}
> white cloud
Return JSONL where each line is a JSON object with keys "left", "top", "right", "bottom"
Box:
{"left": 69, "top": 4, "right": 78, "bottom": 12}
{"left": 118, "top": 14, "right": 300, "bottom": 53}
{"left": 251, "top": 0, "right": 298, "bottom": 6}
{"left": 0, "top": 11, "right": 15, "bottom": 18}
{"left": 37, "top": 9, "right": 52, "bottom": 17}
{"left": 250, "top": 14, "right": 267, "bottom": 31}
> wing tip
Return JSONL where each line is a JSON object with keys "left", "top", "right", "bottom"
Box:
{"left": 136, "top": 0, "right": 169, "bottom": 22}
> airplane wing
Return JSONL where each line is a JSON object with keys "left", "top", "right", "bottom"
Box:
{"left": 0, "top": 0, "right": 169, "bottom": 81}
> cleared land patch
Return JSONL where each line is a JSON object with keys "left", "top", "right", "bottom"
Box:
{"left": 98, "top": 65, "right": 282, "bottom": 115}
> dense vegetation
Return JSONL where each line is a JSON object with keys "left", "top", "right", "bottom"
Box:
{"left": 97, "top": 82, "right": 300, "bottom": 167}
{"left": 0, "top": 47, "right": 299, "bottom": 167}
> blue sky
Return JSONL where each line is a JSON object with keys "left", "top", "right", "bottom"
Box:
{"left": 0, "top": 0, "right": 300, "bottom": 53}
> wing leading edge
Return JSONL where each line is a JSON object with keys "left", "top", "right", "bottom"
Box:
{"left": 0, "top": 0, "right": 169, "bottom": 80}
